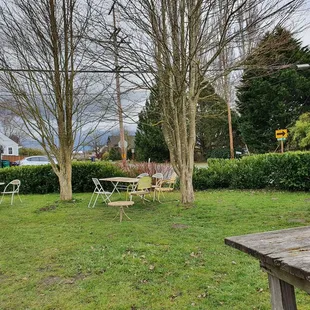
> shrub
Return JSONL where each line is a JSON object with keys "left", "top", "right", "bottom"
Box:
{"left": 193, "top": 152, "right": 310, "bottom": 191}
{"left": 230, "top": 154, "right": 273, "bottom": 189}
{"left": 109, "top": 148, "right": 122, "bottom": 161}
{"left": 19, "top": 148, "right": 45, "bottom": 156}
{"left": 2, "top": 152, "right": 310, "bottom": 194}
{"left": 265, "top": 152, "right": 310, "bottom": 191}
{"left": 0, "top": 161, "right": 124, "bottom": 194}
{"left": 193, "top": 159, "right": 237, "bottom": 190}
{"left": 71, "top": 161, "right": 124, "bottom": 192}
{"left": 101, "top": 151, "right": 110, "bottom": 161}
{"left": 206, "top": 148, "right": 230, "bottom": 159}
{"left": 117, "top": 161, "right": 174, "bottom": 179}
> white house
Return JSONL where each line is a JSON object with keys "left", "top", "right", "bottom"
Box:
{"left": 0, "top": 133, "right": 19, "bottom": 156}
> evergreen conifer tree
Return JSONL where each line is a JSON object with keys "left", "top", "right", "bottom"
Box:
{"left": 237, "top": 27, "right": 310, "bottom": 153}
{"left": 135, "top": 88, "right": 170, "bottom": 162}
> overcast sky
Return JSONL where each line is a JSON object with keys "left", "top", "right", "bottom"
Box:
{"left": 2, "top": 0, "right": 310, "bottom": 149}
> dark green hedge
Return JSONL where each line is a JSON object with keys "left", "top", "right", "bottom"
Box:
{"left": 193, "top": 159, "right": 237, "bottom": 190}
{"left": 2, "top": 152, "right": 310, "bottom": 194}
{"left": 0, "top": 161, "right": 124, "bottom": 194}
{"left": 193, "top": 152, "right": 310, "bottom": 191}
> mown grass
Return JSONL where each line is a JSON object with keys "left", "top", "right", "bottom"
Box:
{"left": 1, "top": 190, "right": 310, "bottom": 309}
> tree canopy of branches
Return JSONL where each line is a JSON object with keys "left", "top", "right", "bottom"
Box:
{"left": 237, "top": 28, "right": 310, "bottom": 153}
{"left": 117, "top": 0, "right": 305, "bottom": 204}
{"left": 0, "top": 109, "right": 27, "bottom": 144}
{"left": 0, "top": 0, "right": 112, "bottom": 200}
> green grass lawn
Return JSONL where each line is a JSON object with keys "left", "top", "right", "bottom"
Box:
{"left": 1, "top": 190, "right": 310, "bottom": 309}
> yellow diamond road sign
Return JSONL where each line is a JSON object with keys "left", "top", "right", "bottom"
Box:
{"left": 275, "top": 129, "right": 288, "bottom": 139}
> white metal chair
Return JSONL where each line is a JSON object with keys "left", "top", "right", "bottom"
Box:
{"left": 88, "top": 178, "right": 112, "bottom": 208}
{"left": 0, "top": 179, "right": 22, "bottom": 205}
{"left": 154, "top": 173, "right": 177, "bottom": 202}
{"left": 152, "top": 173, "right": 164, "bottom": 201}
{"left": 136, "top": 173, "right": 149, "bottom": 178}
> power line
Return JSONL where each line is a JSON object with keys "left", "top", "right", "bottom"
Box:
{"left": 0, "top": 68, "right": 151, "bottom": 74}
{"left": 0, "top": 64, "right": 308, "bottom": 74}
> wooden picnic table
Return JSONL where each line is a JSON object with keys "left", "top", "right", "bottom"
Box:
{"left": 225, "top": 226, "right": 310, "bottom": 310}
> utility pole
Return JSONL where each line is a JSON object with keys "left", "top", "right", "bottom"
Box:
{"left": 109, "top": 1, "right": 126, "bottom": 163}
{"left": 219, "top": 46, "right": 234, "bottom": 159}
{"left": 224, "top": 73, "right": 234, "bottom": 160}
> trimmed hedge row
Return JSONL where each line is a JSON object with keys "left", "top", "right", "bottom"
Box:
{"left": 193, "top": 152, "right": 310, "bottom": 191}
{"left": 0, "top": 161, "right": 124, "bottom": 194}
{"left": 1, "top": 152, "right": 309, "bottom": 194}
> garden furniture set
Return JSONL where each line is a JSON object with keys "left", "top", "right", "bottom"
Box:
{"left": 89, "top": 173, "right": 176, "bottom": 222}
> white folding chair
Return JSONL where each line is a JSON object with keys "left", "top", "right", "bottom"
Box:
{"left": 152, "top": 173, "right": 164, "bottom": 201}
{"left": 0, "top": 179, "right": 22, "bottom": 205}
{"left": 154, "top": 173, "right": 177, "bottom": 202}
{"left": 136, "top": 173, "right": 149, "bottom": 178}
{"left": 88, "top": 178, "right": 112, "bottom": 208}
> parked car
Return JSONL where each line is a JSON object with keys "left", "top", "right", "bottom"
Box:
{"left": 19, "top": 156, "right": 57, "bottom": 166}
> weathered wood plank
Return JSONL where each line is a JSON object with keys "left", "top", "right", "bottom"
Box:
{"left": 268, "top": 274, "right": 297, "bottom": 310}
{"left": 225, "top": 226, "right": 310, "bottom": 281}
{"left": 261, "top": 262, "right": 310, "bottom": 294}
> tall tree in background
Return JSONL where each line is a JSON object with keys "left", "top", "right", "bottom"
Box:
{"left": 237, "top": 27, "right": 310, "bottom": 154}
{"left": 0, "top": 1, "right": 111, "bottom": 200}
{"left": 136, "top": 80, "right": 242, "bottom": 161}
{"left": 119, "top": 0, "right": 304, "bottom": 204}
{"left": 135, "top": 87, "right": 170, "bottom": 162}
{"left": 197, "top": 83, "right": 241, "bottom": 158}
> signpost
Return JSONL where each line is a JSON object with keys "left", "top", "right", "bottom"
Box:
{"left": 275, "top": 129, "right": 288, "bottom": 153}
{"left": 118, "top": 140, "right": 128, "bottom": 159}
{"left": 275, "top": 129, "right": 288, "bottom": 139}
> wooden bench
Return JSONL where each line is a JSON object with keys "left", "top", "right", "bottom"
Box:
{"left": 225, "top": 226, "right": 310, "bottom": 310}
{"left": 108, "top": 201, "right": 134, "bottom": 222}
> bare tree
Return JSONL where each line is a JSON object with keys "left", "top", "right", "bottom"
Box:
{"left": 87, "top": 128, "right": 113, "bottom": 159}
{"left": 0, "top": 0, "right": 112, "bottom": 200}
{"left": 0, "top": 108, "right": 27, "bottom": 144}
{"left": 116, "top": 0, "right": 305, "bottom": 204}
{"left": 212, "top": 0, "right": 260, "bottom": 159}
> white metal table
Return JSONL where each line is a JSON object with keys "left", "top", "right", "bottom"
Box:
{"left": 99, "top": 177, "right": 139, "bottom": 197}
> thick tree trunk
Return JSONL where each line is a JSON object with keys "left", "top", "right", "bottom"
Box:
{"left": 58, "top": 161, "right": 72, "bottom": 201}
{"left": 179, "top": 168, "right": 195, "bottom": 205}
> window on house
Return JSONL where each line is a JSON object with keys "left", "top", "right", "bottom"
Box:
{"left": 8, "top": 147, "right": 13, "bottom": 155}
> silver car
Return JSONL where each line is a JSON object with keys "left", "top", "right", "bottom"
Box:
{"left": 19, "top": 156, "right": 57, "bottom": 166}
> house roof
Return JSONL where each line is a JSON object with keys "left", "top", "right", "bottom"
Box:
{"left": 0, "top": 132, "right": 18, "bottom": 147}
